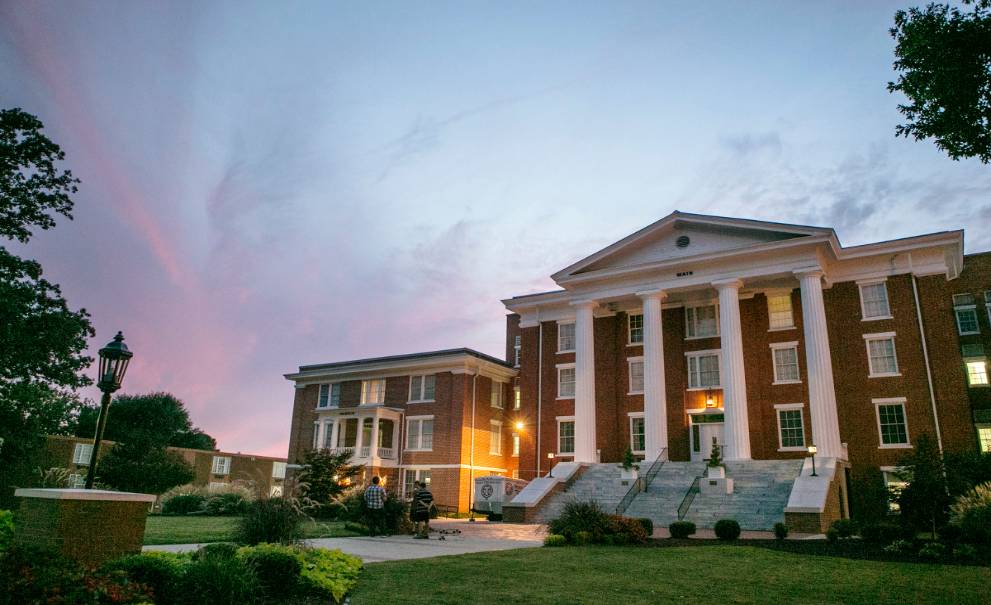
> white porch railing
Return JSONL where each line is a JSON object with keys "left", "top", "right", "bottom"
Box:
{"left": 359, "top": 446, "right": 371, "bottom": 458}
{"left": 377, "top": 447, "right": 395, "bottom": 459}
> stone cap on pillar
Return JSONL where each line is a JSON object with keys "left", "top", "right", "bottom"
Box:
{"left": 569, "top": 299, "right": 598, "bottom": 309}
{"left": 635, "top": 288, "right": 667, "bottom": 301}
{"left": 793, "top": 267, "right": 825, "bottom": 280}
{"left": 710, "top": 278, "right": 744, "bottom": 290}
{"left": 14, "top": 488, "right": 156, "bottom": 503}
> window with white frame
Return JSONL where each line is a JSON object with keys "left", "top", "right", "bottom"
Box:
{"left": 72, "top": 443, "right": 93, "bottom": 465}
{"left": 629, "top": 414, "right": 645, "bottom": 454}
{"left": 978, "top": 425, "right": 991, "bottom": 453}
{"left": 312, "top": 422, "right": 320, "bottom": 449}
{"left": 513, "top": 386, "right": 521, "bottom": 410}
{"left": 402, "top": 469, "right": 431, "bottom": 499}
{"left": 409, "top": 374, "right": 436, "bottom": 402}
{"left": 954, "top": 293, "right": 980, "bottom": 335}
{"left": 318, "top": 383, "right": 341, "bottom": 408}
{"left": 272, "top": 461, "right": 287, "bottom": 479}
{"left": 882, "top": 467, "right": 908, "bottom": 512}
{"left": 685, "top": 303, "right": 718, "bottom": 338}
{"left": 767, "top": 293, "right": 795, "bottom": 330}
{"left": 770, "top": 342, "right": 801, "bottom": 384}
{"left": 270, "top": 485, "right": 284, "bottom": 497}
{"left": 490, "top": 421, "right": 503, "bottom": 455}
{"left": 491, "top": 382, "right": 503, "bottom": 409}
{"left": 68, "top": 473, "right": 86, "bottom": 488}
{"left": 209, "top": 481, "right": 227, "bottom": 491}
{"left": 360, "top": 379, "right": 386, "bottom": 404}
{"left": 323, "top": 421, "right": 334, "bottom": 448}
{"left": 512, "top": 432, "right": 520, "bottom": 457}
{"left": 966, "top": 359, "right": 989, "bottom": 387}
{"left": 558, "top": 322, "right": 576, "bottom": 352}
{"left": 514, "top": 335, "right": 521, "bottom": 367}
{"left": 859, "top": 281, "right": 892, "bottom": 320}
{"left": 628, "top": 357, "right": 645, "bottom": 394}
{"left": 557, "top": 417, "right": 575, "bottom": 455}
{"left": 406, "top": 417, "right": 434, "bottom": 451}
{"left": 628, "top": 313, "right": 644, "bottom": 344}
{"left": 864, "top": 333, "right": 899, "bottom": 377}
{"left": 211, "top": 456, "right": 231, "bottom": 475}
{"left": 875, "top": 399, "right": 910, "bottom": 447}
{"left": 558, "top": 364, "right": 576, "bottom": 398}
{"left": 686, "top": 351, "right": 721, "bottom": 389}
{"left": 775, "top": 404, "right": 805, "bottom": 450}
{"left": 511, "top": 470, "right": 519, "bottom": 479}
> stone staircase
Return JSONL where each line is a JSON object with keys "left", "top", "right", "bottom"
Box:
{"left": 680, "top": 460, "right": 803, "bottom": 530}
{"left": 531, "top": 463, "right": 630, "bottom": 523}
{"left": 624, "top": 461, "right": 708, "bottom": 527}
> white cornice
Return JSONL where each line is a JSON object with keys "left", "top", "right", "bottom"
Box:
{"left": 286, "top": 354, "right": 517, "bottom": 385}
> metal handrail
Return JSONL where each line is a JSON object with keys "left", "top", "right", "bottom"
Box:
{"left": 615, "top": 448, "right": 667, "bottom": 515}
{"left": 677, "top": 467, "right": 708, "bottom": 521}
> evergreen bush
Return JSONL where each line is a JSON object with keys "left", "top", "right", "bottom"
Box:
{"left": 714, "top": 519, "right": 741, "bottom": 541}
{"left": 669, "top": 520, "right": 696, "bottom": 539}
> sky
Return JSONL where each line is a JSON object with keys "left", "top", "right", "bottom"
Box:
{"left": 1, "top": 2, "right": 989, "bottom": 457}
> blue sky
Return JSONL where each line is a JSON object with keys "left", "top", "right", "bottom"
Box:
{"left": 2, "top": 1, "right": 988, "bottom": 455}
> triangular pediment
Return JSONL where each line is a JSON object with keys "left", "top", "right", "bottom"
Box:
{"left": 552, "top": 212, "right": 832, "bottom": 283}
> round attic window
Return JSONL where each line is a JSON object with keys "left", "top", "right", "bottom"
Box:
{"left": 675, "top": 235, "right": 690, "bottom": 248}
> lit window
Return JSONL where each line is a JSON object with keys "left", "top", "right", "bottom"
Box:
{"left": 409, "top": 374, "right": 436, "bottom": 402}
{"left": 513, "top": 386, "right": 521, "bottom": 410}
{"left": 403, "top": 469, "right": 431, "bottom": 499}
{"left": 211, "top": 456, "right": 231, "bottom": 475}
{"left": 967, "top": 360, "right": 989, "bottom": 386}
{"left": 514, "top": 335, "right": 521, "bottom": 367}
{"left": 558, "top": 365, "right": 576, "bottom": 398}
{"left": 628, "top": 358, "right": 645, "bottom": 394}
{"left": 776, "top": 406, "right": 805, "bottom": 450}
{"left": 978, "top": 426, "right": 991, "bottom": 453}
{"left": 771, "top": 343, "right": 800, "bottom": 384}
{"left": 490, "top": 421, "right": 503, "bottom": 455}
{"left": 686, "top": 304, "right": 718, "bottom": 338}
{"left": 859, "top": 282, "right": 891, "bottom": 320}
{"left": 954, "top": 294, "right": 980, "bottom": 335}
{"left": 629, "top": 313, "right": 644, "bottom": 344}
{"left": 557, "top": 419, "right": 575, "bottom": 455}
{"left": 361, "top": 379, "right": 386, "bottom": 404}
{"left": 272, "top": 462, "right": 287, "bottom": 479}
{"left": 512, "top": 432, "right": 520, "bottom": 457}
{"left": 875, "top": 400, "right": 910, "bottom": 447}
{"left": 767, "top": 294, "right": 795, "bottom": 330}
{"left": 686, "top": 351, "right": 720, "bottom": 389}
{"left": 406, "top": 417, "right": 434, "bottom": 451}
{"left": 72, "top": 443, "right": 93, "bottom": 466}
{"left": 491, "top": 382, "right": 503, "bottom": 409}
{"left": 864, "top": 334, "right": 899, "bottom": 376}
{"left": 629, "top": 416, "right": 645, "bottom": 454}
{"left": 883, "top": 469, "right": 907, "bottom": 512}
{"left": 558, "top": 322, "right": 576, "bottom": 352}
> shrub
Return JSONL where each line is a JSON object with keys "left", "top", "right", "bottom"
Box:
{"left": 236, "top": 497, "right": 305, "bottom": 545}
{"left": 635, "top": 517, "right": 653, "bottom": 537}
{"left": 340, "top": 489, "right": 411, "bottom": 535}
{"left": 669, "top": 521, "right": 696, "bottom": 539}
{"left": 950, "top": 481, "right": 991, "bottom": 544}
{"left": 826, "top": 528, "right": 839, "bottom": 544}
{"left": 0, "top": 510, "right": 13, "bottom": 550}
{"left": 573, "top": 530, "right": 593, "bottom": 546}
{"left": 714, "top": 519, "right": 741, "bottom": 541}
{"left": 239, "top": 543, "right": 302, "bottom": 600}
{"left": 547, "top": 501, "right": 611, "bottom": 544}
{"left": 918, "top": 542, "right": 946, "bottom": 561}
{"left": 162, "top": 493, "right": 207, "bottom": 515}
{"left": 544, "top": 534, "right": 567, "bottom": 547}
{"left": 196, "top": 542, "right": 240, "bottom": 560}
{"left": 104, "top": 552, "right": 189, "bottom": 604}
{"left": 954, "top": 543, "right": 979, "bottom": 562}
{"left": 829, "top": 519, "right": 858, "bottom": 539}
{"left": 205, "top": 492, "right": 249, "bottom": 516}
{"left": 860, "top": 521, "right": 910, "bottom": 545}
{"left": 178, "top": 544, "right": 259, "bottom": 605}
{"left": 296, "top": 547, "right": 362, "bottom": 604}
{"left": 773, "top": 522, "right": 788, "bottom": 541}
{"left": 883, "top": 539, "right": 915, "bottom": 555}
{"left": 607, "top": 516, "right": 649, "bottom": 545}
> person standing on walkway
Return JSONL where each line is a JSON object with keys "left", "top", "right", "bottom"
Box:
{"left": 364, "top": 476, "right": 387, "bottom": 536}
{"left": 411, "top": 480, "right": 434, "bottom": 539}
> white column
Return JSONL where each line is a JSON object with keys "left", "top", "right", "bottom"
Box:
{"left": 796, "top": 269, "right": 844, "bottom": 459}
{"left": 572, "top": 300, "right": 598, "bottom": 463}
{"left": 713, "top": 278, "right": 752, "bottom": 460}
{"left": 354, "top": 417, "right": 364, "bottom": 454}
{"left": 316, "top": 420, "right": 327, "bottom": 450}
{"left": 371, "top": 416, "right": 381, "bottom": 457}
{"left": 329, "top": 419, "right": 340, "bottom": 450}
{"left": 638, "top": 289, "right": 668, "bottom": 460}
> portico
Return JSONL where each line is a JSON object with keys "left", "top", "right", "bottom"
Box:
{"left": 314, "top": 406, "right": 403, "bottom": 467}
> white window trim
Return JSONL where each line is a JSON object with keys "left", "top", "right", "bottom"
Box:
{"left": 873, "top": 397, "right": 912, "bottom": 449}
{"left": 766, "top": 291, "right": 796, "bottom": 332}
{"left": 489, "top": 420, "right": 503, "bottom": 455}
{"left": 360, "top": 379, "right": 386, "bottom": 405}
{"left": 556, "top": 415, "right": 576, "bottom": 456}
{"left": 72, "top": 443, "right": 93, "bottom": 466}
{"left": 557, "top": 320, "right": 576, "bottom": 354}
{"left": 684, "top": 302, "right": 720, "bottom": 340}
{"left": 863, "top": 332, "right": 901, "bottom": 378}
{"left": 965, "top": 358, "right": 990, "bottom": 388}
{"left": 858, "top": 279, "right": 893, "bottom": 321}
{"left": 628, "top": 412, "right": 645, "bottom": 455}
{"left": 211, "top": 456, "right": 231, "bottom": 475}
{"left": 408, "top": 374, "right": 436, "bottom": 403}
{"left": 405, "top": 415, "right": 434, "bottom": 452}
{"left": 513, "top": 385, "right": 521, "bottom": 410}
{"left": 954, "top": 305, "right": 981, "bottom": 336}
{"left": 769, "top": 341, "right": 802, "bottom": 385}
{"left": 513, "top": 335, "right": 521, "bottom": 368}
{"left": 272, "top": 461, "right": 287, "bottom": 479}
{"left": 627, "top": 356, "right": 644, "bottom": 395}
{"left": 774, "top": 403, "right": 806, "bottom": 452}
{"left": 556, "top": 363, "right": 576, "bottom": 400}
{"left": 491, "top": 381, "right": 504, "bottom": 409}
{"left": 685, "top": 349, "right": 722, "bottom": 391}
{"left": 512, "top": 431, "right": 520, "bottom": 457}
{"left": 628, "top": 310, "right": 644, "bottom": 346}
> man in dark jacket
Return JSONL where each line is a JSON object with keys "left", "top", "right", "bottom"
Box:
{"left": 411, "top": 480, "right": 434, "bottom": 539}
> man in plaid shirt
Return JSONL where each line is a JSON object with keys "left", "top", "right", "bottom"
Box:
{"left": 364, "top": 476, "right": 387, "bottom": 536}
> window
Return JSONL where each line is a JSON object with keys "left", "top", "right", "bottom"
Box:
{"left": 864, "top": 333, "right": 899, "bottom": 376}
{"left": 557, "top": 417, "right": 575, "bottom": 455}
{"left": 628, "top": 357, "right": 645, "bottom": 394}
{"left": 859, "top": 281, "right": 891, "bottom": 320}
{"left": 558, "top": 322, "right": 576, "bottom": 352}
{"left": 954, "top": 293, "right": 980, "bottom": 335}
{"left": 318, "top": 383, "right": 341, "bottom": 408}
{"left": 629, "top": 415, "right": 645, "bottom": 454}
{"left": 557, "top": 364, "right": 576, "bottom": 398}
{"left": 323, "top": 421, "right": 334, "bottom": 448}
{"left": 402, "top": 469, "right": 431, "bottom": 499}
{"left": 312, "top": 422, "right": 320, "bottom": 449}
{"left": 409, "top": 374, "right": 436, "bottom": 402}
{"left": 966, "top": 360, "right": 989, "bottom": 387}
{"left": 512, "top": 432, "right": 520, "bottom": 457}
{"left": 628, "top": 313, "right": 644, "bottom": 344}
{"left": 875, "top": 399, "right": 910, "bottom": 447}
{"left": 270, "top": 485, "right": 284, "bottom": 497}
{"left": 68, "top": 473, "right": 86, "bottom": 489}
{"left": 775, "top": 404, "right": 805, "bottom": 450}
{"left": 685, "top": 304, "right": 718, "bottom": 338}
{"left": 208, "top": 481, "right": 227, "bottom": 491}
{"left": 272, "top": 461, "right": 287, "bottom": 479}
{"left": 491, "top": 382, "right": 503, "bottom": 409}
{"left": 512, "top": 470, "right": 520, "bottom": 479}
{"left": 767, "top": 293, "right": 795, "bottom": 330}
{"left": 211, "top": 456, "right": 231, "bottom": 475}
{"left": 770, "top": 342, "right": 800, "bottom": 384}
{"left": 882, "top": 468, "right": 908, "bottom": 513}
{"left": 686, "top": 351, "right": 721, "bottom": 389}
{"left": 978, "top": 425, "right": 991, "bottom": 453}
{"left": 513, "top": 386, "right": 521, "bottom": 410}
{"left": 72, "top": 443, "right": 93, "bottom": 465}
{"left": 360, "top": 379, "right": 386, "bottom": 404}
{"left": 986, "top": 290, "right": 991, "bottom": 325}
{"left": 490, "top": 421, "right": 503, "bottom": 455}
{"left": 406, "top": 417, "right": 434, "bottom": 451}
{"left": 514, "top": 335, "right": 521, "bottom": 367}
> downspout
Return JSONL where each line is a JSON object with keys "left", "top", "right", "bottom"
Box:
{"left": 468, "top": 371, "right": 478, "bottom": 517}
{"left": 909, "top": 253, "right": 944, "bottom": 456}
{"left": 536, "top": 308, "right": 543, "bottom": 477}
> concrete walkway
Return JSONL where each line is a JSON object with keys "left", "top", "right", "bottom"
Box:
{"left": 144, "top": 518, "right": 546, "bottom": 563}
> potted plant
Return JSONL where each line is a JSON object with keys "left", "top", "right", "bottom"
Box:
{"left": 707, "top": 437, "right": 725, "bottom": 479}
{"left": 619, "top": 447, "right": 639, "bottom": 481}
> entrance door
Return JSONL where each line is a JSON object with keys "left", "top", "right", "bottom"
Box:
{"left": 690, "top": 414, "right": 725, "bottom": 462}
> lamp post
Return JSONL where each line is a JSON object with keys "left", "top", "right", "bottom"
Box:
{"left": 547, "top": 452, "right": 555, "bottom": 478}
{"left": 807, "top": 444, "right": 818, "bottom": 477}
{"left": 84, "top": 332, "right": 134, "bottom": 489}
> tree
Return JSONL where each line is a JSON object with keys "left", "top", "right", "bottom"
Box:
{"left": 76, "top": 392, "right": 216, "bottom": 450}
{"left": 888, "top": 1, "right": 991, "bottom": 163}
{"left": 296, "top": 449, "right": 363, "bottom": 513}
{"left": 896, "top": 434, "right": 951, "bottom": 537}
{"left": 97, "top": 438, "right": 194, "bottom": 494}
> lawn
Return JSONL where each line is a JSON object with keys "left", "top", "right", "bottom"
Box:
{"left": 143, "top": 515, "right": 359, "bottom": 545}
{"left": 350, "top": 545, "right": 991, "bottom": 605}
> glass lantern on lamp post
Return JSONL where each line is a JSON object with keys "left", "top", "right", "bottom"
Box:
{"left": 84, "top": 331, "right": 134, "bottom": 489}
{"left": 807, "top": 444, "right": 818, "bottom": 477}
